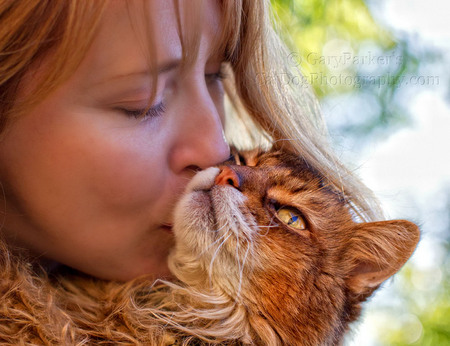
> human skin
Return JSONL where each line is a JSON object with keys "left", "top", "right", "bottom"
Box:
{"left": 0, "top": 0, "right": 230, "bottom": 281}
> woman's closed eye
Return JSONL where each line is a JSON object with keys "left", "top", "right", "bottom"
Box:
{"left": 205, "top": 68, "right": 227, "bottom": 86}
{"left": 118, "top": 101, "right": 166, "bottom": 120}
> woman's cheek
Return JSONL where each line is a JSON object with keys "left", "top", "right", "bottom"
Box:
{"left": 85, "top": 136, "right": 169, "bottom": 211}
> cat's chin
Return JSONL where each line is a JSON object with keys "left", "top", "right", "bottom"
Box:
{"left": 171, "top": 167, "right": 253, "bottom": 297}
{"left": 172, "top": 168, "right": 219, "bottom": 239}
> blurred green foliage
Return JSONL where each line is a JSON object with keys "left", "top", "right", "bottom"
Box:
{"left": 271, "top": 0, "right": 394, "bottom": 95}
{"left": 270, "top": 0, "right": 450, "bottom": 345}
{"left": 270, "top": 0, "right": 427, "bottom": 138}
{"left": 379, "top": 242, "right": 450, "bottom": 345}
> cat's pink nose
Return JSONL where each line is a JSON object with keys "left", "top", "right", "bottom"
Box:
{"left": 215, "top": 166, "right": 240, "bottom": 188}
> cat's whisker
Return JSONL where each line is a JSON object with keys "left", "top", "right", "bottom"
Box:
{"left": 257, "top": 223, "right": 279, "bottom": 228}
{"left": 196, "top": 225, "right": 230, "bottom": 258}
{"left": 208, "top": 226, "right": 232, "bottom": 260}
{"left": 257, "top": 218, "right": 279, "bottom": 237}
{"left": 208, "top": 230, "right": 233, "bottom": 285}
{"left": 234, "top": 230, "right": 252, "bottom": 298}
{"left": 257, "top": 224, "right": 279, "bottom": 230}
{"left": 204, "top": 223, "right": 228, "bottom": 234}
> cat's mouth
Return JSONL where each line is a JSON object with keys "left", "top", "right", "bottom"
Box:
{"left": 173, "top": 167, "right": 248, "bottom": 241}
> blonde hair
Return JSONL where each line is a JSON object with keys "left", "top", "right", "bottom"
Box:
{"left": 0, "top": 0, "right": 381, "bottom": 221}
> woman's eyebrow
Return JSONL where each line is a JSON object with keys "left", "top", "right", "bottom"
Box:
{"left": 94, "top": 59, "right": 181, "bottom": 86}
{"left": 156, "top": 59, "right": 181, "bottom": 74}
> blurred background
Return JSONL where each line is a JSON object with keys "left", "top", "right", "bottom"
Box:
{"left": 270, "top": 0, "right": 450, "bottom": 345}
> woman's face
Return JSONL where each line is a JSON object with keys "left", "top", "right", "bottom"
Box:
{"left": 0, "top": 1, "right": 229, "bottom": 280}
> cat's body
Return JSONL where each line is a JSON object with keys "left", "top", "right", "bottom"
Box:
{"left": 0, "top": 149, "right": 419, "bottom": 345}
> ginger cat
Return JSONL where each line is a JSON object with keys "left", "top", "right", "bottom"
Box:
{"left": 0, "top": 148, "right": 419, "bottom": 345}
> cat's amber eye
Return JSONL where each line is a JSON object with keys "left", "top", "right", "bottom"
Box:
{"left": 276, "top": 207, "right": 306, "bottom": 230}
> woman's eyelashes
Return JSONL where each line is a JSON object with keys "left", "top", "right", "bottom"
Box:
{"left": 205, "top": 69, "right": 227, "bottom": 85}
{"left": 119, "top": 101, "right": 166, "bottom": 120}
{"left": 115, "top": 68, "right": 225, "bottom": 120}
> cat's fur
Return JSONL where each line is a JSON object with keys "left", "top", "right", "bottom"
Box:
{"left": 0, "top": 148, "right": 419, "bottom": 345}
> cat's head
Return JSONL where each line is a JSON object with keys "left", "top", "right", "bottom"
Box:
{"left": 171, "top": 148, "right": 420, "bottom": 345}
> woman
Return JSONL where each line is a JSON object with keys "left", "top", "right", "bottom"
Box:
{"left": 0, "top": 0, "right": 380, "bottom": 343}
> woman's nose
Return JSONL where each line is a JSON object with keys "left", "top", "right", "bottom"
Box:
{"left": 169, "top": 84, "right": 230, "bottom": 173}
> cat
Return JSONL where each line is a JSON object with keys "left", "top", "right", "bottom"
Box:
{"left": 0, "top": 148, "right": 420, "bottom": 345}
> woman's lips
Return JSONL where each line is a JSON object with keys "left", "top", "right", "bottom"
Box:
{"left": 161, "top": 224, "right": 173, "bottom": 233}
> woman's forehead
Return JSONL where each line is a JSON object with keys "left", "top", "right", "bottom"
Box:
{"left": 80, "top": 0, "right": 226, "bottom": 85}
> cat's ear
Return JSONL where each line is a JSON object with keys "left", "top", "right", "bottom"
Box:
{"left": 344, "top": 220, "right": 420, "bottom": 297}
